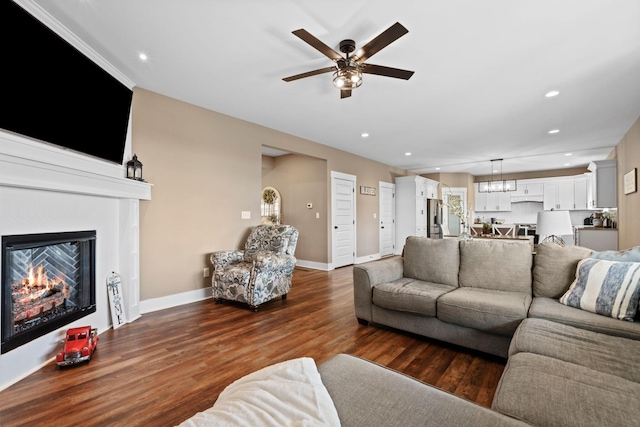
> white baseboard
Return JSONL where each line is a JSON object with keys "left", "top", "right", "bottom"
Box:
{"left": 140, "top": 287, "right": 212, "bottom": 314}
{"left": 296, "top": 260, "right": 331, "bottom": 271}
{"left": 356, "top": 253, "right": 381, "bottom": 264}
{"left": 139, "top": 255, "right": 374, "bottom": 315}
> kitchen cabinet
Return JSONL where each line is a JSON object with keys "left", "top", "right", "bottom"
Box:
{"left": 543, "top": 179, "right": 589, "bottom": 210}
{"left": 588, "top": 160, "right": 617, "bottom": 208}
{"left": 573, "top": 179, "right": 588, "bottom": 210}
{"left": 575, "top": 228, "right": 618, "bottom": 251}
{"left": 414, "top": 178, "right": 437, "bottom": 199}
{"left": 511, "top": 183, "right": 544, "bottom": 202}
{"left": 395, "top": 176, "right": 439, "bottom": 253}
{"left": 475, "top": 184, "right": 511, "bottom": 211}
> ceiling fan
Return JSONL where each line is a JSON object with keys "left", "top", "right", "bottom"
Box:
{"left": 283, "top": 22, "right": 414, "bottom": 99}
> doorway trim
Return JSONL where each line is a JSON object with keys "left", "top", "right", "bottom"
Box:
{"left": 442, "top": 187, "right": 468, "bottom": 236}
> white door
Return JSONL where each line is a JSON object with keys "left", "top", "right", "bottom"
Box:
{"left": 331, "top": 172, "right": 356, "bottom": 268}
{"left": 379, "top": 182, "right": 395, "bottom": 257}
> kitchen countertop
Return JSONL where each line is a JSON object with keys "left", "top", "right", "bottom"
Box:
{"left": 574, "top": 226, "right": 618, "bottom": 231}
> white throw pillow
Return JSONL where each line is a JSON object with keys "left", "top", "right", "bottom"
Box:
{"left": 560, "top": 258, "right": 640, "bottom": 321}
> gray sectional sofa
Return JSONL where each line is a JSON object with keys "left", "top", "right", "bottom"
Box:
{"left": 327, "top": 237, "right": 640, "bottom": 426}
{"left": 354, "top": 237, "right": 640, "bottom": 357}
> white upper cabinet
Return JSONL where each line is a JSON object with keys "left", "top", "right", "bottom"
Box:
{"left": 474, "top": 184, "right": 511, "bottom": 211}
{"left": 544, "top": 179, "right": 590, "bottom": 210}
{"left": 476, "top": 176, "right": 590, "bottom": 212}
{"left": 511, "top": 182, "right": 543, "bottom": 202}
{"left": 574, "top": 179, "right": 588, "bottom": 210}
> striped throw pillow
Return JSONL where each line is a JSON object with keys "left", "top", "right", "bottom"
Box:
{"left": 560, "top": 258, "right": 640, "bottom": 321}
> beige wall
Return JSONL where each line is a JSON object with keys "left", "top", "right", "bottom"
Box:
{"left": 132, "top": 88, "right": 408, "bottom": 300}
{"left": 262, "top": 154, "right": 328, "bottom": 263}
{"left": 615, "top": 115, "right": 640, "bottom": 250}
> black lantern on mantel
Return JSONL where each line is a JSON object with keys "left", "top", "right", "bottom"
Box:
{"left": 126, "top": 154, "right": 143, "bottom": 181}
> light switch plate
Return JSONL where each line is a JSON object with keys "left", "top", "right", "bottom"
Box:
{"left": 241, "top": 211, "right": 251, "bottom": 219}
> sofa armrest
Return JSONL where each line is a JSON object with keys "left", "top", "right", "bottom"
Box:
{"left": 353, "top": 256, "right": 404, "bottom": 323}
{"left": 210, "top": 250, "right": 245, "bottom": 270}
{"left": 319, "top": 354, "right": 529, "bottom": 427}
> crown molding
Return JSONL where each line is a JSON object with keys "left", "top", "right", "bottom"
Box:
{"left": 12, "top": 0, "right": 135, "bottom": 89}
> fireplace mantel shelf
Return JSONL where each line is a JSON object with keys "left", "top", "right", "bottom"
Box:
{"left": 0, "top": 132, "right": 151, "bottom": 200}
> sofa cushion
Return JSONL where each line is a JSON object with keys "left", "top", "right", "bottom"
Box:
{"left": 559, "top": 258, "right": 640, "bottom": 321}
{"left": 510, "top": 318, "right": 640, "bottom": 383}
{"left": 403, "top": 237, "right": 460, "bottom": 287}
{"left": 459, "top": 240, "right": 532, "bottom": 293}
{"left": 528, "top": 297, "right": 640, "bottom": 340}
{"left": 492, "top": 352, "right": 640, "bottom": 427}
{"left": 373, "top": 278, "right": 455, "bottom": 317}
{"left": 437, "top": 288, "right": 531, "bottom": 336}
{"left": 533, "top": 242, "right": 592, "bottom": 298}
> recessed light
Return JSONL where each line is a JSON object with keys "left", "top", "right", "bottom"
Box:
{"left": 138, "top": 52, "right": 148, "bottom": 61}
{"left": 545, "top": 90, "right": 559, "bottom": 97}
{"left": 548, "top": 129, "right": 560, "bottom": 134}
{"left": 405, "top": 152, "right": 412, "bottom": 156}
{"left": 361, "top": 133, "right": 369, "bottom": 138}
{"left": 435, "top": 167, "right": 441, "bottom": 170}
{"left": 565, "top": 153, "right": 572, "bottom": 156}
{"left": 564, "top": 163, "right": 571, "bottom": 166}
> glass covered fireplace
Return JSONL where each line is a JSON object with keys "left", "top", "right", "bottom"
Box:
{"left": 1, "top": 231, "right": 96, "bottom": 354}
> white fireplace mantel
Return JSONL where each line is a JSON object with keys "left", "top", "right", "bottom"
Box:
{"left": 0, "top": 131, "right": 151, "bottom": 200}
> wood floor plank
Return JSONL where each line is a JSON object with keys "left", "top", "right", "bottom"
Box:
{"left": 0, "top": 266, "right": 505, "bottom": 426}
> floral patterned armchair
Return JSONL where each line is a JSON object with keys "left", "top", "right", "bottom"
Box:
{"left": 210, "top": 225, "right": 299, "bottom": 311}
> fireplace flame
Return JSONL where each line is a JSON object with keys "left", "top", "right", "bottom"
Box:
{"left": 16, "top": 264, "right": 67, "bottom": 303}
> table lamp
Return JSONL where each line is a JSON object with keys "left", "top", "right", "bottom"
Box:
{"left": 536, "top": 210, "right": 573, "bottom": 246}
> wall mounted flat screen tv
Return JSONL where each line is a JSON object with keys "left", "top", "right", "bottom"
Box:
{"left": 0, "top": 1, "right": 133, "bottom": 165}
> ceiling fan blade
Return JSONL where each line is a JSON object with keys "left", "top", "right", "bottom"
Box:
{"left": 353, "top": 22, "right": 408, "bottom": 63}
{"left": 283, "top": 66, "right": 336, "bottom": 82}
{"left": 362, "top": 64, "right": 414, "bottom": 80}
{"left": 292, "top": 29, "right": 343, "bottom": 61}
{"left": 340, "top": 89, "right": 352, "bottom": 99}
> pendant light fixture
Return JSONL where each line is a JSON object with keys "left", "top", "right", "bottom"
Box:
{"left": 478, "top": 159, "right": 517, "bottom": 193}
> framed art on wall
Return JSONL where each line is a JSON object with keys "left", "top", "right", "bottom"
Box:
{"left": 624, "top": 168, "right": 637, "bottom": 195}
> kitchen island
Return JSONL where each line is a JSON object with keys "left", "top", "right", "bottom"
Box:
{"left": 574, "top": 226, "right": 618, "bottom": 251}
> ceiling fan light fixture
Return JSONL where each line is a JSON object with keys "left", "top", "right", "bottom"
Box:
{"left": 333, "top": 60, "right": 362, "bottom": 90}
{"left": 333, "top": 68, "right": 362, "bottom": 90}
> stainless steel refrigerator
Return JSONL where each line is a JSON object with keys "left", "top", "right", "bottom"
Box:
{"left": 427, "top": 199, "right": 443, "bottom": 238}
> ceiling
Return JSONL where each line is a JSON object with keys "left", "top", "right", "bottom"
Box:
{"left": 29, "top": 0, "right": 640, "bottom": 176}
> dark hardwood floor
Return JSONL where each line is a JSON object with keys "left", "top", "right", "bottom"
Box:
{"left": 0, "top": 265, "right": 506, "bottom": 426}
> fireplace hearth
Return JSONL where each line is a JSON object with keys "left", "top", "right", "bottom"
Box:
{"left": 2, "top": 231, "right": 96, "bottom": 354}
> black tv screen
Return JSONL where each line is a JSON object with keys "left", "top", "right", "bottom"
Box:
{"left": 0, "top": 1, "right": 133, "bottom": 165}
